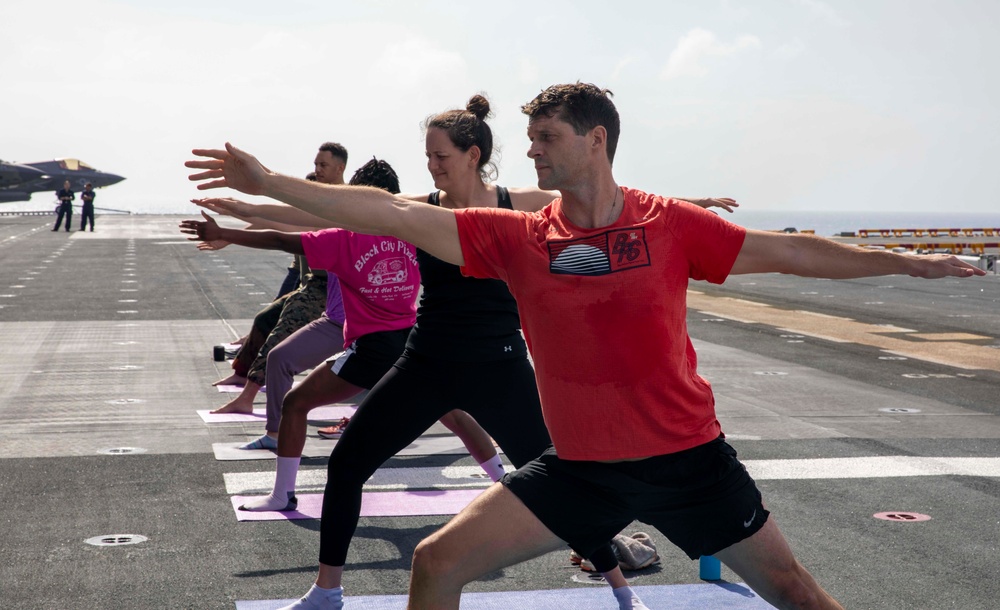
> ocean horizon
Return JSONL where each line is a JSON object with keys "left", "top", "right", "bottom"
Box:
{"left": 2, "top": 201, "right": 997, "bottom": 238}
{"left": 723, "top": 210, "right": 1000, "bottom": 237}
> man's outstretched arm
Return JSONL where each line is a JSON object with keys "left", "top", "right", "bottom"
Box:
{"left": 730, "top": 229, "right": 986, "bottom": 279}
{"left": 186, "top": 144, "right": 464, "bottom": 266}
{"left": 192, "top": 197, "right": 333, "bottom": 231}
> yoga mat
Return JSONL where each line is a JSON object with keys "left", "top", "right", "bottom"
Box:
{"left": 216, "top": 384, "right": 263, "bottom": 393}
{"left": 224, "top": 465, "right": 512, "bottom": 495}
{"left": 236, "top": 583, "right": 774, "bottom": 609}
{"left": 213, "top": 435, "right": 477, "bottom": 461}
{"left": 216, "top": 379, "right": 308, "bottom": 393}
{"left": 231, "top": 488, "right": 485, "bottom": 521}
{"left": 197, "top": 404, "right": 356, "bottom": 424}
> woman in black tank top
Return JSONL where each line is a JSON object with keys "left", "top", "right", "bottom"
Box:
{"left": 267, "top": 95, "right": 644, "bottom": 610}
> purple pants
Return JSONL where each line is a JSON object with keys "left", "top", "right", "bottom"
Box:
{"left": 264, "top": 314, "right": 345, "bottom": 433}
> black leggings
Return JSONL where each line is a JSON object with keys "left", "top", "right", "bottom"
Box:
{"left": 318, "top": 352, "right": 619, "bottom": 572}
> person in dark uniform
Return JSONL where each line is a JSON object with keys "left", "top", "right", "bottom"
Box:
{"left": 52, "top": 180, "right": 74, "bottom": 232}
{"left": 80, "top": 183, "right": 96, "bottom": 231}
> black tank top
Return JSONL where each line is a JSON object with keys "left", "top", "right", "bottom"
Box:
{"left": 403, "top": 187, "right": 528, "bottom": 362}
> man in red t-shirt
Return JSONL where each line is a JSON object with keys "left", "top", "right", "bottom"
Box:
{"left": 187, "top": 84, "right": 984, "bottom": 610}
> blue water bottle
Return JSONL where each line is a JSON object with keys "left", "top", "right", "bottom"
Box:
{"left": 699, "top": 555, "right": 722, "bottom": 581}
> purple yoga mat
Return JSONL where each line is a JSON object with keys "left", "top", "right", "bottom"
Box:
{"left": 236, "top": 583, "right": 774, "bottom": 610}
{"left": 215, "top": 384, "right": 264, "bottom": 393}
{"left": 235, "top": 583, "right": 774, "bottom": 610}
{"left": 198, "top": 404, "right": 357, "bottom": 423}
{"left": 231, "top": 488, "right": 485, "bottom": 521}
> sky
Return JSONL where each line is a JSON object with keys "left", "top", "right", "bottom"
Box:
{"left": 2, "top": 0, "right": 998, "bottom": 216}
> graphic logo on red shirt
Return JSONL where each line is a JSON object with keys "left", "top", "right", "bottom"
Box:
{"left": 547, "top": 227, "right": 650, "bottom": 275}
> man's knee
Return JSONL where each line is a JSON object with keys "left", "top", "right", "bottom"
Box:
{"left": 763, "top": 562, "right": 825, "bottom": 609}
{"left": 411, "top": 535, "right": 462, "bottom": 586}
{"left": 758, "top": 559, "right": 825, "bottom": 610}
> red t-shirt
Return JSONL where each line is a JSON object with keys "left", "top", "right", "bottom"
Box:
{"left": 455, "top": 187, "right": 746, "bottom": 461}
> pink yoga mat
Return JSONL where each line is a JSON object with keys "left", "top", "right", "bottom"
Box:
{"left": 198, "top": 405, "right": 357, "bottom": 423}
{"left": 231, "top": 488, "right": 485, "bottom": 522}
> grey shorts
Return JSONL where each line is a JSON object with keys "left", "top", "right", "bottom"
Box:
{"left": 501, "top": 436, "right": 769, "bottom": 560}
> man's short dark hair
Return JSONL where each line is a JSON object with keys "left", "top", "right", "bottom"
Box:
{"left": 319, "top": 142, "right": 348, "bottom": 164}
{"left": 521, "top": 82, "right": 621, "bottom": 164}
{"left": 349, "top": 157, "right": 400, "bottom": 194}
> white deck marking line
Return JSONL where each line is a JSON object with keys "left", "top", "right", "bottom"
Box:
{"left": 224, "top": 457, "right": 1000, "bottom": 495}
{"left": 745, "top": 456, "right": 1000, "bottom": 480}
{"left": 224, "top": 465, "right": 515, "bottom": 495}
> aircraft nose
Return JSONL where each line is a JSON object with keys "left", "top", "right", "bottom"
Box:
{"left": 104, "top": 173, "right": 126, "bottom": 185}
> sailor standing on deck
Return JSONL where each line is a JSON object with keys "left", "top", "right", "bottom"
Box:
{"left": 80, "top": 183, "right": 96, "bottom": 232}
{"left": 52, "top": 180, "right": 74, "bottom": 232}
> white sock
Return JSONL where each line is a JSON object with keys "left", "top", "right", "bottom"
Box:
{"left": 274, "top": 456, "right": 301, "bottom": 496}
{"left": 479, "top": 454, "right": 506, "bottom": 482}
{"left": 238, "top": 457, "right": 301, "bottom": 512}
{"left": 238, "top": 490, "right": 296, "bottom": 512}
{"left": 277, "top": 584, "right": 343, "bottom": 610}
{"left": 612, "top": 585, "right": 648, "bottom": 610}
{"left": 305, "top": 584, "right": 342, "bottom": 603}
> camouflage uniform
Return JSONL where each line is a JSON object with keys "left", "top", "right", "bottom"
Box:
{"left": 245, "top": 273, "right": 328, "bottom": 386}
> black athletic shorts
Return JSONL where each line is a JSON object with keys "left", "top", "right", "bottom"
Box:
{"left": 501, "top": 436, "right": 769, "bottom": 561}
{"left": 328, "top": 327, "right": 411, "bottom": 389}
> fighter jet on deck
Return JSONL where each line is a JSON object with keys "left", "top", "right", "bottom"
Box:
{"left": 0, "top": 158, "right": 125, "bottom": 203}
{"left": 0, "top": 160, "right": 46, "bottom": 195}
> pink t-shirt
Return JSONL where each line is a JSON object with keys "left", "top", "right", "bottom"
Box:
{"left": 455, "top": 188, "right": 746, "bottom": 461}
{"left": 301, "top": 229, "right": 419, "bottom": 347}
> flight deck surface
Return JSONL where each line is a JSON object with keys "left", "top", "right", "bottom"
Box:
{"left": 0, "top": 214, "right": 997, "bottom": 609}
